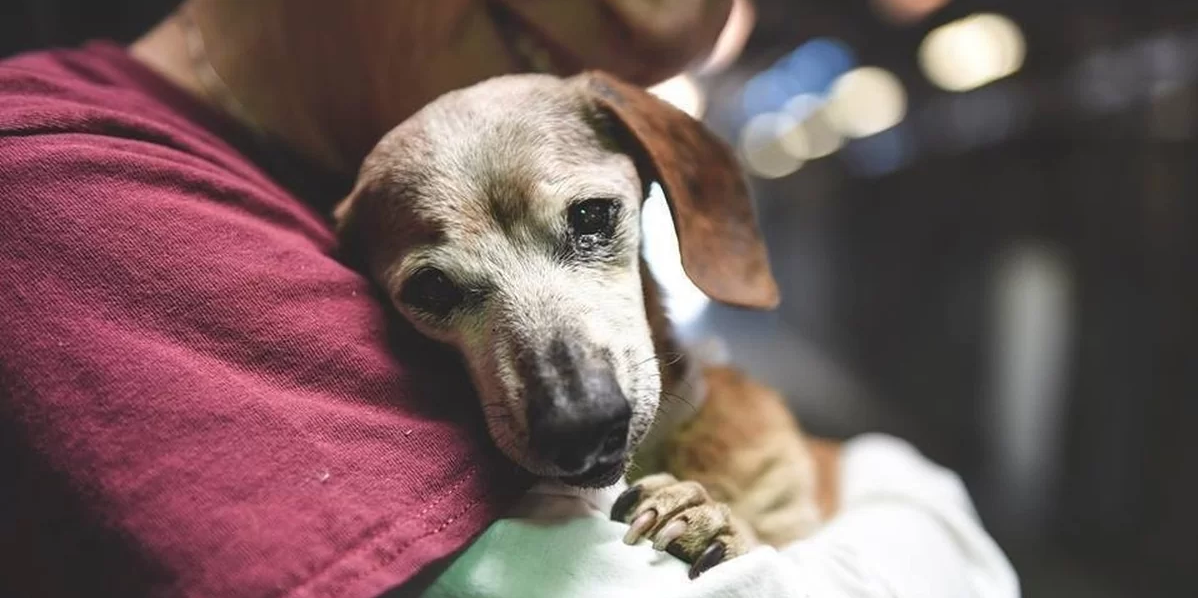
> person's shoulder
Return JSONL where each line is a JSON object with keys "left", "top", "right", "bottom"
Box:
{"left": 0, "top": 42, "right": 212, "bottom": 149}
{"left": 3, "top": 44, "right": 125, "bottom": 131}
{"left": 0, "top": 43, "right": 245, "bottom": 196}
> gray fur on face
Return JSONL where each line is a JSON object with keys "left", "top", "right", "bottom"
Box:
{"left": 342, "top": 75, "right": 661, "bottom": 479}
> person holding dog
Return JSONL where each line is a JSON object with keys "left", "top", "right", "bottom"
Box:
{"left": 0, "top": 1, "right": 1017, "bottom": 596}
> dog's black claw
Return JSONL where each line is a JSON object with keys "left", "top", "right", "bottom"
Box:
{"left": 688, "top": 541, "right": 726, "bottom": 580}
{"left": 665, "top": 540, "right": 688, "bottom": 561}
{"left": 610, "top": 484, "right": 642, "bottom": 522}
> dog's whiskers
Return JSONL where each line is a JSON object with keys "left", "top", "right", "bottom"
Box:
{"left": 657, "top": 390, "right": 699, "bottom": 414}
{"left": 657, "top": 352, "right": 686, "bottom": 368}
{"left": 631, "top": 352, "right": 685, "bottom": 370}
{"left": 630, "top": 355, "right": 659, "bottom": 368}
{"left": 671, "top": 378, "right": 698, "bottom": 395}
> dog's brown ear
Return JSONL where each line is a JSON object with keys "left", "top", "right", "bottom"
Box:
{"left": 332, "top": 180, "right": 374, "bottom": 275}
{"left": 576, "top": 71, "right": 779, "bottom": 310}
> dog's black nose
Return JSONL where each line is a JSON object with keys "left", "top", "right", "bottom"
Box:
{"left": 529, "top": 392, "right": 630, "bottom": 475}
{"left": 523, "top": 339, "right": 632, "bottom": 476}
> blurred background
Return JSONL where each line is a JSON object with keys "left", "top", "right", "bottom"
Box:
{"left": 3, "top": 1, "right": 1194, "bottom": 596}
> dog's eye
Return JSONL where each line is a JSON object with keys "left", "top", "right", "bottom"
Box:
{"left": 568, "top": 198, "right": 618, "bottom": 239}
{"left": 400, "top": 267, "right": 464, "bottom": 318}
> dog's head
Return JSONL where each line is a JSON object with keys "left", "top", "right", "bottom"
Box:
{"left": 335, "top": 72, "right": 777, "bottom": 487}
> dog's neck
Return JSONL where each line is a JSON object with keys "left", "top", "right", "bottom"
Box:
{"left": 632, "top": 335, "right": 730, "bottom": 471}
{"left": 627, "top": 261, "right": 727, "bottom": 477}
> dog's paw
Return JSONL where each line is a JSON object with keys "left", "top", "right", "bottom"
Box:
{"left": 610, "top": 473, "right": 757, "bottom": 579}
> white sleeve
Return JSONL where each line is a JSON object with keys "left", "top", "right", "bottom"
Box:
{"left": 421, "top": 434, "right": 1020, "bottom": 598}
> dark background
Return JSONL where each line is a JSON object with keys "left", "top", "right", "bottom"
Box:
{"left": 2, "top": 1, "right": 1194, "bottom": 596}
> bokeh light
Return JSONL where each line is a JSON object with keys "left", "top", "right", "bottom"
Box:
{"left": 919, "top": 13, "right": 1027, "bottom": 92}
{"left": 779, "top": 98, "right": 845, "bottom": 160}
{"left": 799, "top": 115, "right": 846, "bottom": 159}
{"left": 778, "top": 38, "right": 859, "bottom": 97}
{"left": 824, "top": 67, "right": 908, "bottom": 138}
{"left": 739, "top": 112, "right": 804, "bottom": 178}
{"left": 740, "top": 37, "right": 857, "bottom": 116}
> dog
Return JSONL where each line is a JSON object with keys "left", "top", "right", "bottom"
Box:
{"left": 334, "top": 71, "right": 825, "bottom": 578}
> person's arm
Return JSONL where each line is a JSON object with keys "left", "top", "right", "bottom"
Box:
{"left": 421, "top": 434, "right": 1018, "bottom": 598}
{"left": 0, "top": 130, "right": 521, "bottom": 597}
{"left": 781, "top": 434, "right": 1019, "bottom": 597}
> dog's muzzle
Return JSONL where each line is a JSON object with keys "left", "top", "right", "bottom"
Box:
{"left": 519, "top": 336, "right": 631, "bottom": 482}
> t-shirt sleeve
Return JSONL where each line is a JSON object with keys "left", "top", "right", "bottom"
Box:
{"left": 0, "top": 131, "right": 521, "bottom": 597}
{"left": 421, "top": 434, "right": 1019, "bottom": 598}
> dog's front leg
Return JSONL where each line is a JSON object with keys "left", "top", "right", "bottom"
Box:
{"left": 610, "top": 472, "right": 760, "bottom": 579}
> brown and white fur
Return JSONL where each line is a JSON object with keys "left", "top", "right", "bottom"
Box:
{"left": 334, "top": 71, "right": 824, "bottom": 578}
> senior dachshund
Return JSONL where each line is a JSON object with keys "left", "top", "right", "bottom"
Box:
{"left": 334, "top": 71, "right": 828, "bottom": 579}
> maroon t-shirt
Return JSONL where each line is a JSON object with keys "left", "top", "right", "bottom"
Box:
{"left": 0, "top": 41, "right": 529, "bottom": 597}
